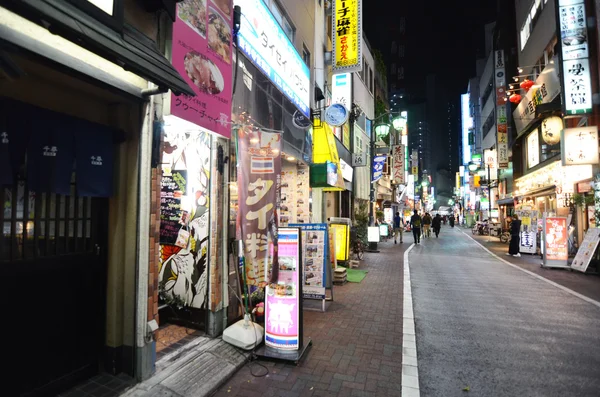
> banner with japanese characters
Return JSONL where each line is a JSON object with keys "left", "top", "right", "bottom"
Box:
{"left": 170, "top": 0, "right": 234, "bottom": 138}
{"left": 332, "top": 0, "right": 363, "bottom": 73}
{"left": 494, "top": 50, "right": 509, "bottom": 169}
{"left": 544, "top": 217, "right": 568, "bottom": 263}
{"left": 237, "top": 128, "right": 282, "bottom": 286}
{"left": 392, "top": 144, "right": 405, "bottom": 184}
{"left": 558, "top": 0, "right": 592, "bottom": 115}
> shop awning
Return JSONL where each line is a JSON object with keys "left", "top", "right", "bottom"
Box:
{"left": 312, "top": 123, "right": 345, "bottom": 191}
{"left": 0, "top": 2, "right": 195, "bottom": 97}
{"left": 497, "top": 197, "right": 515, "bottom": 205}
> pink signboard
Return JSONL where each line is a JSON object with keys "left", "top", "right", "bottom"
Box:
{"left": 265, "top": 228, "right": 301, "bottom": 351}
{"left": 171, "top": 0, "right": 233, "bottom": 138}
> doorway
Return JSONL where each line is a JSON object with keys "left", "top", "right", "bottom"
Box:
{"left": 3, "top": 180, "right": 109, "bottom": 396}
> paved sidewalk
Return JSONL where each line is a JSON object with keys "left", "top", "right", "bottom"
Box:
{"left": 465, "top": 227, "right": 600, "bottom": 302}
{"left": 212, "top": 241, "right": 408, "bottom": 397}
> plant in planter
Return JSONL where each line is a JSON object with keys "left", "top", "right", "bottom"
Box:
{"left": 354, "top": 200, "right": 369, "bottom": 246}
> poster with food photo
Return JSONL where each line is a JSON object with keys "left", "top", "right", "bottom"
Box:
{"left": 171, "top": 0, "right": 233, "bottom": 139}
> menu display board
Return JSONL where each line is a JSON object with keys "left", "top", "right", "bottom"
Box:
{"left": 544, "top": 216, "right": 569, "bottom": 267}
{"left": 290, "top": 224, "right": 328, "bottom": 299}
{"left": 571, "top": 228, "right": 600, "bottom": 272}
{"left": 280, "top": 163, "right": 310, "bottom": 226}
{"left": 265, "top": 227, "right": 301, "bottom": 350}
{"left": 516, "top": 207, "right": 538, "bottom": 254}
{"left": 159, "top": 170, "right": 188, "bottom": 244}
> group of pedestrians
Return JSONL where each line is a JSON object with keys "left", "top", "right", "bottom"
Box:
{"left": 392, "top": 210, "right": 456, "bottom": 245}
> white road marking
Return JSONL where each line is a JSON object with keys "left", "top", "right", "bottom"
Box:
{"left": 461, "top": 229, "right": 600, "bottom": 309}
{"left": 403, "top": 243, "right": 420, "bottom": 396}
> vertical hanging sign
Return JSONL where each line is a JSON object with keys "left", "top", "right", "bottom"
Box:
{"left": 332, "top": 0, "right": 363, "bottom": 73}
{"left": 494, "top": 49, "right": 509, "bottom": 169}
{"left": 392, "top": 144, "right": 405, "bottom": 184}
{"left": 557, "top": 0, "right": 593, "bottom": 114}
{"left": 237, "top": 128, "right": 282, "bottom": 286}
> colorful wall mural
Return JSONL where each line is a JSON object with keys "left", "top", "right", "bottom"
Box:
{"left": 159, "top": 126, "right": 212, "bottom": 309}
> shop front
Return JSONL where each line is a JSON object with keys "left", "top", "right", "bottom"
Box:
{"left": 154, "top": 0, "right": 234, "bottom": 351}
{"left": 0, "top": 0, "right": 195, "bottom": 394}
{"left": 229, "top": 0, "right": 312, "bottom": 324}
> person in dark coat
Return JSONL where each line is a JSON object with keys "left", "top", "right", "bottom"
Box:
{"left": 507, "top": 214, "right": 522, "bottom": 257}
{"left": 432, "top": 214, "right": 442, "bottom": 238}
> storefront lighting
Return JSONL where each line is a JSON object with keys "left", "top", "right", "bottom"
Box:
{"left": 250, "top": 138, "right": 259, "bottom": 143}
{"left": 287, "top": 156, "right": 296, "bottom": 161}
{"left": 468, "top": 163, "right": 478, "bottom": 171}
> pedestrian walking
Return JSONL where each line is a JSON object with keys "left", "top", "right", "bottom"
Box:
{"left": 422, "top": 212, "right": 432, "bottom": 238}
{"left": 449, "top": 214, "right": 455, "bottom": 228}
{"left": 507, "top": 214, "right": 522, "bottom": 257}
{"left": 393, "top": 211, "right": 403, "bottom": 244}
{"left": 432, "top": 213, "right": 442, "bottom": 238}
{"left": 410, "top": 210, "right": 422, "bottom": 244}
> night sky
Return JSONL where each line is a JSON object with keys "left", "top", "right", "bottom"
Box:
{"left": 363, "top": 0, "right": 497, "bottom": 97}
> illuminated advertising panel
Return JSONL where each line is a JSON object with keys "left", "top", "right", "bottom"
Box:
{"left": 332, "top": 0, "right": 362, "bottom": 73}
{"left": 461, "top": 94, "right": 473, "bottom": 165}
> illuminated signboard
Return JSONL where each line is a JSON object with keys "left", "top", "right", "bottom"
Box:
{"left": 265, "top": 227, "right": 301, "bottom": 350}
{"left": 561, "top": 126, "right": 600, "bottom": 165}
{"left": 332, "top": 0, "right": 362, "bottom": 73}
{"left": 235, "top": 0, "right": 310, "bottom": 116}
{"left": 558, "top": 0, "right": 592, "bottom": 115}
{"left": 461, "top": 94, "right": 472, "bottom": 165}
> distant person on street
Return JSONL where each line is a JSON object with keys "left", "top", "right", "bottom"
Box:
{"left": 507, "top": 214, "right": 522, "bottom": 257}
{"left": 449, "top": 214, "right": 455, "bottom": 228}
{"left": 422, "top": 212, "right": 432, "bottom": 238}
{"left": 410, "top": 210, "right": 422, "bottom": 244}
{"left": 432, "top": 214, "right": 442, "bottom": 238}
{"left": 393, "top": 211, "right": 403, "bottom": 244}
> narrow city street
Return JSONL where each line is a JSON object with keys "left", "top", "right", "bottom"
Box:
{"left": 411, "top": 226, "right": 600, "bottom": 397}
{"left": 213, "top": 241, "right": 409, "bottom": 397}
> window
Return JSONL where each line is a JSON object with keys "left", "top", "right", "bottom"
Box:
{"left": 265, "top": 0, "right": 295, "bottom": 42}
{"left": 302, "top": 45, "right": 310, "bottom": 67}
{"left": 520, "top": 0, "right": 547, "bottom": 50}
{"left": 66, "top": 0, "right": 124, "bottom": 31}
{"left": 355, "top": 136, "right": 363, "bottom": 153}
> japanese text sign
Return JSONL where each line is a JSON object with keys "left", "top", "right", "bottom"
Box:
{"left": 392, "top": 144, "right": 405, "bottom": 184}
{"left": 235, "top": 0, "right": 310, "bottom": 116}
{"left": 545, "top": 217, "right": 568, "bottom": 261}
{"left": 332, "top": 0, "right": 362, "bottom": 73}
{"left": 561, "top": 126, "right": 600, "bottom": 166}
{"left": 171, "top": 0, "right": 234, "bottom": 138}
{"left": 494, "top": 50, "right": 508, "bottom": 169}
{"left": 237, "top": 128, "right": 282, "bottom": 286}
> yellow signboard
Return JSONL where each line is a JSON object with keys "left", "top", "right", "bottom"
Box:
{"left": 330, "top": 223, "right": 350, "bottom": 262}
{"left": 411, "top": 166, "right": 418, "bottom": 175}
{"left": 333, "top": 0, "right": 362, "bottom": 72}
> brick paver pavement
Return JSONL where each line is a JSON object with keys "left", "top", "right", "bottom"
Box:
{"left": 213, "top": 241, "right": 409, "bottom": 397}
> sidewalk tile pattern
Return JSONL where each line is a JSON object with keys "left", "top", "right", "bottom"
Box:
{"left": 213, "top": 243, "right": 408, "bottom": 397}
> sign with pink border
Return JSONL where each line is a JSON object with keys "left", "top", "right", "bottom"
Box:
{"left": 171, "top": 0, "right": 233, "bottom": 138}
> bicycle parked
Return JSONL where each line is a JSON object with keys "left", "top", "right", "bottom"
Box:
{"left": 351, "top": 237, "right": 365, "bottom": 260}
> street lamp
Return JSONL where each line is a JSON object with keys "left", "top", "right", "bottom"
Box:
{"left": 374, "top": 122, "right": 391, "bottom": 139}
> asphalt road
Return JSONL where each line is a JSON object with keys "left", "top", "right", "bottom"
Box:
{"left": 409, "top": 226, "right": 600, "bottom": 397}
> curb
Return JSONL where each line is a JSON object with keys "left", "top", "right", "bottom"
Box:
{"left": 402, "top": 243, "right": 420, "bottom": 397}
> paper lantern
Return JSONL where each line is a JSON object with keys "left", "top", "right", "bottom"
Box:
{"left": 520, "top": 79, "right": 534, "bottom": 91}
{"left": 509, "top": 94, "right": 522, "bottom": 103}
{"left": 540, "top": 116, "right": 563, "bottom": 145}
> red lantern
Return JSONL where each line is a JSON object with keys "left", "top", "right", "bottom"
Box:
{"left": 509, "top": 94, "right": 522, "bottom": 103}
{"left": 520, "top": 79, "right": 534, "bottom": 91}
